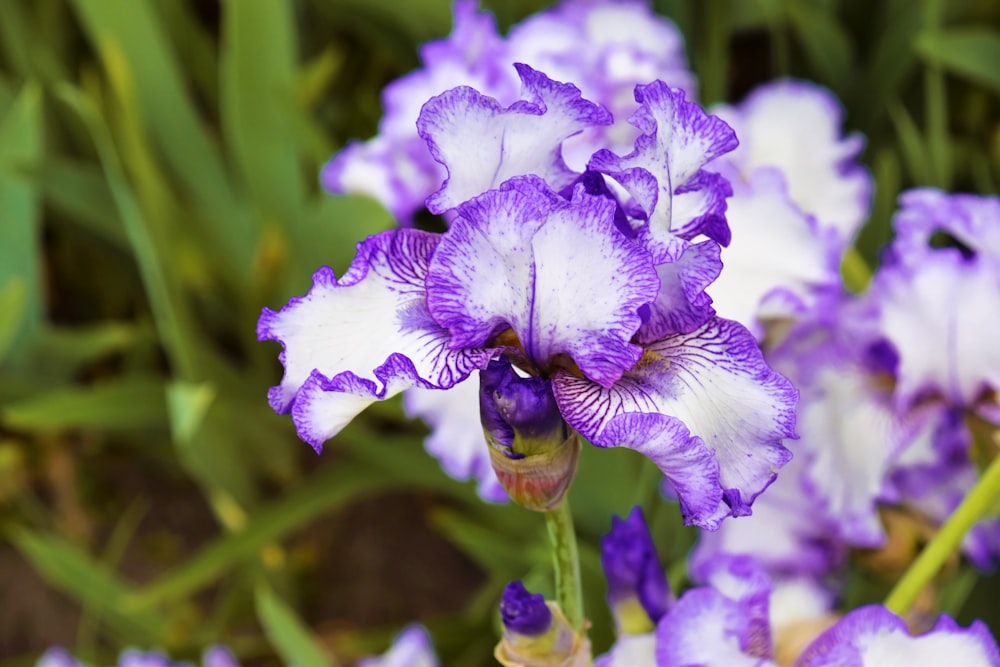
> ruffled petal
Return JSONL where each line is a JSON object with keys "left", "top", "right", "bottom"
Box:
{"left": 636, "top": 239, "right": 721, "bottom": 343}
{"left": 427, "top": 178, "right": 660, "bottom": 387}
{"left": 404, "top": 381, "right": 507, "bottom": 502}
{"left": 706, "top": 169, "right": 841, "bottom": 338}
{"left": 258, "top": 229, "right": 494, "bottom": 449}
{"left": 601, "top": 413, "right": 726, "bottom": 529}
{"left": 713, "top": 79, "right": 872, "bottom": 242}
{"left": 871, "top": 251, "right": 1000, "bottom": 409}
{"left": 886, "top": 188, "right": 1000, "bottom": 265}
{"left": 418, "top": 64, "right": 612, "bottom": 214}
{"left": 588, "top": 82, "right": 737, "bottom": 260}
{"left": 553, "top": 318, "right": 795, "bottom": 517}
{"left": 796, "top": 605, "right": 1000, "bottom": 667}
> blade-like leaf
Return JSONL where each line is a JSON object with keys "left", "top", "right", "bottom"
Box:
{"left": 915, "top": 28, "right": 1000, "bottom": 94}
{"left": 255, "top": 585, "right": 336, "bottom": 667}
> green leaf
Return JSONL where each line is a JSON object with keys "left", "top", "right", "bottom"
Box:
{"left": 32, "top": 321, "right": 146, "bottom": 373}
{"left": 221, "top": 0, "right": 305, "bottom": 225}
{"left": 26, "top": 158, "right": 125, "bottom": 247}
{"left": 255, "top": 585, "right": 335, "bottom": 667}
{"left": 69, "top": 0, "right": 257, "bottom": 275}
{"left": 166, "top": 381, "right": 217, "bottom": 445}
{"left": 0, "top": 83, "right": 43, "bottom": 365}
{"left": 0, "top": 278, "right": 28, "bottom": 365}
{"left": 9, "top": 529, "right": 166, "bottom": 645}
{"left": 786, "top": 2, "right": 853, "bottom": 90}
{"left": 889, "top": 101, "right": 932, "bottom": 184}
{"left": 0, "top": 377, "right": 167, "bottom": 433}
{"left": 915, "top": 28, "right": 1000, "bottom": 94}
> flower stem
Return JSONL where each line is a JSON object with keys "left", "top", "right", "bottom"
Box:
{"left": 545, "top": 498, "right": 584, "bottom": 631}
{"left": 884, "top": 453, "right": 1000, "bottom": 616}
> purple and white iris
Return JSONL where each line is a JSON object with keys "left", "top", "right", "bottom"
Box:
{"left": 37, "top": 647, "right": 240, "bottom": 667}
{"left": 357, "top": 625, "right": 439, "bottom": 667}
{"left": 260, "top": 62, "right": 797, "bottom": 528}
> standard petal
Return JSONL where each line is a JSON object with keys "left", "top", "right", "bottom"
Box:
{"left": 404, "top": 381, "right": 507, "bottom": 502}
{"left": 258, "top": 229, "right": 494, "bottom": 448}
{"left": 636, "top": 239, "right": 721, "bottom": 343}
{"left": 554, "top": 318, "right": 796, "bottom": 516}
{"left": 418, "top": 64, "right": 612, "bottom": 214}
{"left": 427, "top": 178, "right": 660, "bottom": 387}
{"left": 588, "top": 81, "right": 737, "bottom": 260}
{"left": 888, "top": 188, "right": 1000, "bottom": 263}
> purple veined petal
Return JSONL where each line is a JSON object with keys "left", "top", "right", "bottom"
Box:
{"left": 357, "top": 625, "right": 440, "bottom": 667}
{"left": 871, "top": 250, "right": 1000, "bottom": 411}
{"left": 635, "top": 238, "right": 721, "bottom": 344}
{"left": 553, "top": 318, "right": 796, "bottom": 521}
{"left": 258, "top": 229, "right": 495, "bottom": 450}
{"left": 888, "top": 189, "right": 1000, "bottom": 264}
{"left": 404, "top": 382, "right": 507, "bottom": 502}
{"left": 795, "top": 605, "right": 1000, "bottom": 667}
{"left": 588, "top": 81, "right": 737, "bottom": 261}
{"left": 36, "top": 648, "right": 83, "bottom": 667}
{"left": 427, "top": 177, "right": 660, "bottom": 388}
{"left": 706, "top": 169, "right": 841, "bottom": 338}
{"left": 594, "top": 633, "right": 658, "bottom": 667}
{"left": 418, "top": 64, "right": 612, "bottom": 215}
{"left": 713, "top": 79, "right": 872, "bottom": 243}
{"left": 655, "top": 586, "right": 778, "bottom": 667}
{"left": 601, "top": 413, "right": 727, "bottom": 529}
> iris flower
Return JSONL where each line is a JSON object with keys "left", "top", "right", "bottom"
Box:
{"left": 259, "top": 66, "right": 796, "bottom": 528}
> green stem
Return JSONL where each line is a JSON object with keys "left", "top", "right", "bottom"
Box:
{"left": 545, "top": 498, "right": 584, "bottom": 631}
{"left": 884, "top": 453, "right": 1000, "bottom": 616}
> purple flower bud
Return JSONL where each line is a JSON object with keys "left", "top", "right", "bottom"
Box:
{"left": 480, "top": 359, "right": 565, "bottom": 457}
{"left": 601, "top": 507, "right": 671, "bottom": 631}
{"left": 501, "top": 581, "right": 553, "bottom": 637}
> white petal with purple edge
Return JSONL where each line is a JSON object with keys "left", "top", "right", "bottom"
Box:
{"left": 357, "top": 625, "right": 440, "bottom": 667}
{"left": 588, "top": 82, "right": 737, "bottom": 260}
{"left": 707, "top": 169, "right": 840, "bottom": 338}
{"left": 258, "top": 229, "right": 494, "bottom": 449}
{"left": 890, "top": 189, "right": 1000, "bottom": 263}
{"left": 404, "top": 381, "right": 507, "bottom": 502}
{"left": 796, "top": 605, "right": 1000, "bottom": 667}
{"left": 594, "top": 633, "right": 657, "bottom": 667}
{"left": 713, "top": 80, "right": 871, "bottom": 242}
{"left": 553, "top": 318, "right": 795, "bottom": 517}
{"left": 418, "top": 64, "right": 611, "bottom": 214}
{"left": 427, "top": 179, "right": 659, "bottom": 387}
{"left": 636, "top": 239, "right": 721, "bottom": 343}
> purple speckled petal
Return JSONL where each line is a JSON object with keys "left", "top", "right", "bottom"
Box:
{"left": 258, "top": 229, "right": 494, "bottom": 450}
{"left": 357, "top": 625, "right": 440, "bottom": 667}
{"left": 553, "top": 318, "right": 796, "bottom": 518}
{"left": 427, "top": 178, "right": 659, "bottom": 387}
{"left": 588, "top": 82, "right": 737, "bottom": 261}
{"left": 713, "top": 79, "right": 872, "bottom": 242}
{"left": 404, "top": 382, "right": 507, "bottom": 502}
{"left": 796, "top": 605, "right": 1000, "bottom": 667}
{"left": 871, "top": 250, "right": 1000, "bottom": 410}
{"left": 418, "top": 64, "right": 612, "bottom": 214}
{"left": 600, "top": 413, "right": 726, "bottom": 529}
{"left": 655, "top": 563, "right": 778, "bottom": 667}
{"left": 636, "top": 239, "right": 721, "bottom": 343}
{"left": 706, "top": 169, "right": 841, "bottom": 338}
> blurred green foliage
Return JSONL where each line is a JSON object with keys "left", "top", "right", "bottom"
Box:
{"left": 0, "top": 0, "right": 997, "bottom": 665}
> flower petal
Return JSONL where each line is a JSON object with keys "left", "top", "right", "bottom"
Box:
{"left": 588, "top": 81, "right": 737, "bottom": 260}
{"left": 888, "top": 188, "right": 1000, "bottom": 263}
{"left": 258, "top": 229, "right": 494, "bottom": 448}
{"left": 636, "top": 238, "right": 721, "bottom": 343}
{"left": 427, "top": 178, "right": 660, "bottom": 387}
{"left": 418, "top": 64, "right": 612, "bottom": 214}
{"left": 404, "top": 381, "right": 507, "bottom": 502}
{"left": 796, "top": 605, "right": 1000, "bottom": 667}
{"left": 553, "top": 318, "right": 795, "bottom": 516}
{"left": 357, "top": 625, "right": 440, "bottom": 667}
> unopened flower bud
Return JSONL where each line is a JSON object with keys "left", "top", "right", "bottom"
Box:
{"left": 495, "top": 582, "right": 591, "bottom": 667}
{"left": 480, "top": 360, "right": 579, "bottom": 511}
{"left": 601, "top": 507, "right": 672, "bottom": 634}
